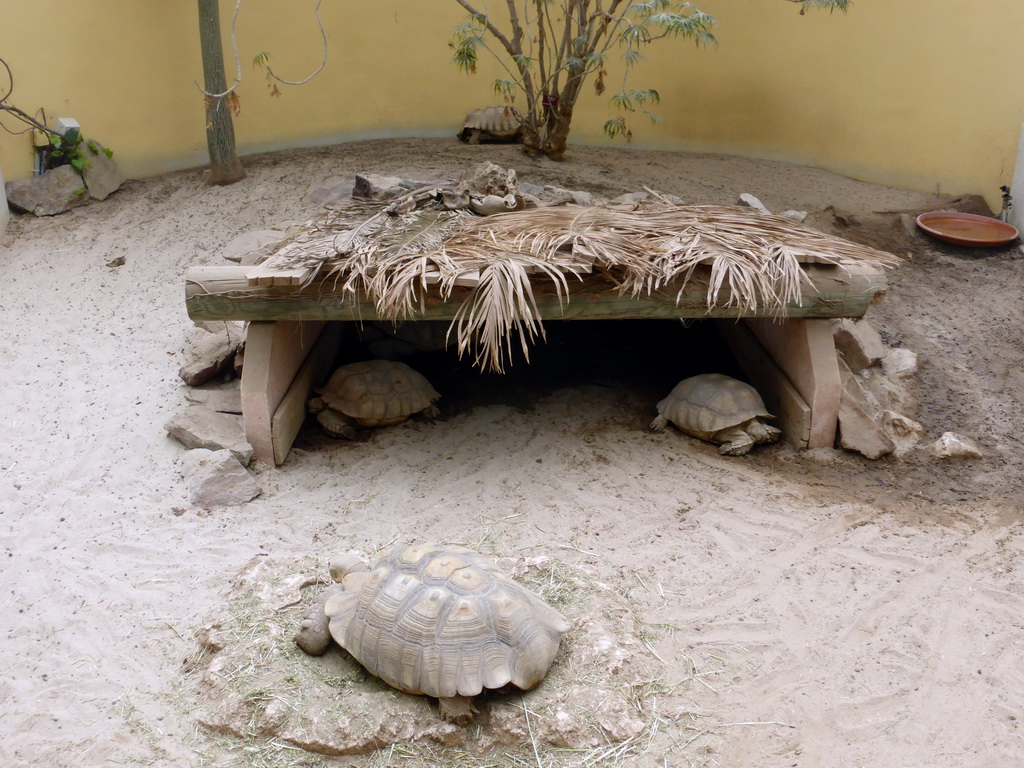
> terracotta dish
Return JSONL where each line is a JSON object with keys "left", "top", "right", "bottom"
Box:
{"left": 915, "top": 211, "right": 1019, "bottom": 247}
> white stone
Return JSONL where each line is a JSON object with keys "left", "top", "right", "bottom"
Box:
{"left": 883, "top": 347, "right": 918, "bottom": 379}
{"left": 179, "top": 449, "right": 259, "bottom": 510}
{"left": 737, "top": 192, "right": 771, "bottom": 214}
{"left": 781, "top": 209, "right": 808, "bottom": 222}
{"left": 924, "top": 432, "right": 983, "bottom": 460}
{"left": 610, "top": 191, "right": 649, "bottom": 206}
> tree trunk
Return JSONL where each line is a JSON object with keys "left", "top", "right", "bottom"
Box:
{"left": 198, "top": 0, "right": 245, "bottom": 185}
{"left": 540, "top": 101, "right": 577, "bottom": 160}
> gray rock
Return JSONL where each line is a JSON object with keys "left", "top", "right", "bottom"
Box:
{"left": 219, "top": 230, "right": 285, "bottom": 264}
{"left": 883, "top": 347, "right": 918, "bottom": 379}
{"left": 5, "top": 165, "right": 89, "bottom": 216}
{"left": 569, "top": 190, "right": 603, "bottom": 207}
{"left": 539, "top": 185, "right": 576, "bottom": 205}
{"left": 610, "top": 192, "right": 649, "bottom": 207}
{"left": 858, "top": 367, "right": 913, "bottom": 413}
{"left": 303, "top": 175, "right": 355, "bottom": 208}
{"left": 80, "top": 141, "right": 124, "bottom": 201}
{"left": 737, "top": 193, "right": 771, "bottom": 214}
{"left": 924, "top": 432, "right": 983, "bottom": 460}
{"left": 519, "top": 182, "right": 545, "bottom": 197}
{"left": 781, "top": 210, "right": 808, "bottom": 222}
{"left": 836, "top": 359, "right": 895, "bottom": 460}
{"left": 352, "top": 174, "right": 405, "bottom": 201}
{"left": 165, "top": 406, "right": 253, "bottom": 464}
{"left": 185, "top": 384, "right": 243, "bottom": 414}
{"left": 179, "top": 449, "right": 259, "bottom": 510}
{"left": 879, "top": 410, "right": 925, "bottom": 455}
{"left": 832, "top": 318, "right": 888, "bottom": 373}
{"left": 179, "top": 323, "right": 246, "bottom": 386}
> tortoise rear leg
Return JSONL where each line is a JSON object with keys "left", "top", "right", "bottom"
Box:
{"left": 316, "top": 410, "right": 358, "bottom": 440}
{"left": 649, "top": 415, "right": 670, "bottom": 432}
{"left": 438, "top": 695, "right": 479, "bottom": 725}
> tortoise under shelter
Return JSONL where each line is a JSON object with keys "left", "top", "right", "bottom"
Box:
{"left": 185, "top": 194, "right": 898, "bottom": 466}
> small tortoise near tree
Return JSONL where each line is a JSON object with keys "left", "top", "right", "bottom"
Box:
{"left": 651, "top": 373, "right": 781, "bottom": 455}
{"left": 457, "top": 104, "right": 524, "bottom": 144}
{"left": 295, "top": 543, "right": 571, "bottom": 724}
{"left": 307, "top": 360, "right": 440, "bottom": 439}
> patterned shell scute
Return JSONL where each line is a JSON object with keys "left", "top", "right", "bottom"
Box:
{"left": 318, "top": 360, "right": 439, "bottom": 428}
{"left": 324, "top": 544, "right": 570, "bottom": 700}
{"left": 658, "top": 373, "right": 772, "bottom": 440}
{"left": 460, "top": 105, "right": 523, "bottom": 139}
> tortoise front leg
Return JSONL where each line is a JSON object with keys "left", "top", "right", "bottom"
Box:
{"left": 715, "top": 427, "right": 756, "bottom": 456}
{"left": 437, "top": 695, "right": 479, "bottom": 725}
{"left": 294, "top": 585, "right": 344, "bottom": 655}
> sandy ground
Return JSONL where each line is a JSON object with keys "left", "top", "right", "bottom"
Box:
{"left": 2, "top": 138, "right": 1023, "bottom": 768}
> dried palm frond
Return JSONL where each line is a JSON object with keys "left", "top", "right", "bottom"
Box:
{"left": 256, "top": 200, "right": 899, "bottom": 372}
{"left": 448, "top": 253, "right": 575, "bottom": 373}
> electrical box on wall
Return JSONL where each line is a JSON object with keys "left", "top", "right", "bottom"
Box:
{"left": 54, "top": 117, "right": 81, "bottom": 142}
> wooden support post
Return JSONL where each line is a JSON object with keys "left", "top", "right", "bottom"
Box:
{"left": 742, "top": 319, "right": 840, "bottom": 449}
{"left": 270, "top": 322, "right": 343, "bottom": 465}
{"left": 717, "top": 320, "right": 812, "bottom": 449}
{"left": 241, "top": 320, "right": 327, "bottom": 465}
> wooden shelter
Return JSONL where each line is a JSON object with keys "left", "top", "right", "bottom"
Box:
{"left": 184, "top": 203, "right": 896, "bottom": 465}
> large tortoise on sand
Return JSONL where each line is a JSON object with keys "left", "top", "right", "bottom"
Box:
{"left": 307, "top": 360, "right": 440, "bottom": 439}
{"left": 295, "top": 543, "right": 571, "bottom": 724}
{"left": 651, "top": 373, "right": 781, "bottom": 456}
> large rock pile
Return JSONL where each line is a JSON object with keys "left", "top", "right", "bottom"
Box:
{"left": 4, "top": 139, "right": 125, "bottom": 216}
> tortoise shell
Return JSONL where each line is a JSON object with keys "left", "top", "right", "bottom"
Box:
{"left": 317, "top": 360, "right": 439, "bottom": 428}
{"left": 656, "top": 373, "right": 773, "bottom": 440}
{"left": 458, "top": 105, "right": 523, "bottom": 142}
{"left": 324, "top": 544, "right": 570, "bottom": 699}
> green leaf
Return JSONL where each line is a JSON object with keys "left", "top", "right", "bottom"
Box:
{"left": 610, "top": 92, "right": 635, "bottom": 112}
{"left": 603, "top": 117, "right": 627, "bottom": 140}
{"left": 492, "top": 79, "right": 517, "bottom": 98}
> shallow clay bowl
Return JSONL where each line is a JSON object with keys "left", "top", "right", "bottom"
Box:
{"left": 915, "top": 211, "right": 1019, "bottom": 247}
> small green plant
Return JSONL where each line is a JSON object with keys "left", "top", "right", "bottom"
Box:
{"left": 45, "top": 135, "right": 113, "bottom": 175}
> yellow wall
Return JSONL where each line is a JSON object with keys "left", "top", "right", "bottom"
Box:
{"left": 2, "top": 1, "right": 1023, "bottom": 211}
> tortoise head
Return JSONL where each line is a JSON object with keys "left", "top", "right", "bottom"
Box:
{"left": 328, "top": 552, "right": 370, "bottom": 582}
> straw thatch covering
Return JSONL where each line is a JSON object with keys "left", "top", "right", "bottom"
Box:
{"left": 264, "top": 200, "right": 899, "bottom": 372}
